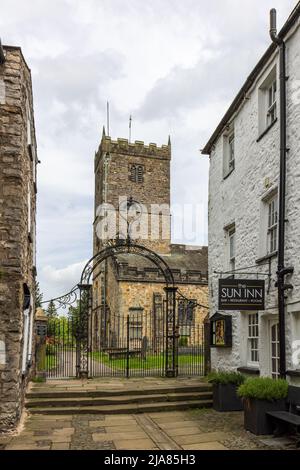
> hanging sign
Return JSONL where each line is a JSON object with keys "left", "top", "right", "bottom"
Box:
{"left": 218, "top": 279, "right": 265, "bottom": 311}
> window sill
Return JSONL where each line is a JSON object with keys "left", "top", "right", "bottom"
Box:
{"left": 256, "top": 251, "right": 278, "bottom": 264}
{"left": 256, "top": 118, "right": 278, "bottom": 143}
{"left": 237, "top": 366, "right": 260, "bottom": 375}
{"left": 223, "top": 168, "right": 234, "bottom": 181}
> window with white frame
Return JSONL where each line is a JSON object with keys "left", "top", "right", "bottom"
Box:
{"left": 266, "top": 80, "right": 277, "bottom": 127}
{"left": 248, "top": 313, "right": 259, "bottom": 366}
{"left": 258, "top": 66, "right": 277, "bottom": 135}
{"left": 270, "top": 322, "right": 280, "bottom": 379}
{"left": 267, "top": 196, "right": 278, "bottom": 254}
{"left": 223, "top": 127, "right": 235, "bottom": 178}
{"left": 229, "top": 228, "right": 235, "bottom": 272}
{"left": 225, "top": 225, "right": 235, "bottom": 274}
{"left": 228, "top": 133, "right": 235, "bottom": 171}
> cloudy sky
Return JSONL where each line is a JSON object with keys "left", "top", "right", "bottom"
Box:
{"left": 1, "top": 0, "right": 297, "bottom": 301}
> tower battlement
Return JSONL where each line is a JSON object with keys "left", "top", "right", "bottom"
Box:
{"left": 97, "top": 134, "right": 171, "bottom": 160}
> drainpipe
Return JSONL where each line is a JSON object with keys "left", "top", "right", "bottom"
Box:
{"left": 269, "top": 9, "right": 294, "bottom": 379}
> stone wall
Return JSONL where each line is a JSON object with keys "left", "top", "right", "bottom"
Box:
{"left": 113, "top": 280, "right": 208, "bottom": 342}
{"left": 207, "top": 21, "right": 300, "bottom": 385}
{"left": 94, "top": 135, "right": 171, "bottom": 255}
{"left": 0, "top": 46, "right": 37, "bottom": 431}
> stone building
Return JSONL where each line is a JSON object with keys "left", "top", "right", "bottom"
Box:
{"left": 202, "top": 4, "right": 300, "bottom": 390}
{"left": 92, "top": 133, "right": 208, "bottom": 353}
{"left": 0, "top": 43, "right": 37, "bottom": 431}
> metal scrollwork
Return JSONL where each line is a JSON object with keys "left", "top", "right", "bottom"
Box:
{"left": 80, "top": 242, "right": 174, "bottom": 287}
{"left": 41, "top": 284, "right": 79, "bottom": 309}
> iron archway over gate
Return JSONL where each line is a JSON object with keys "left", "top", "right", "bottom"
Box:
{"left": 77, "top": 240, "right": 178, "bottom": 379}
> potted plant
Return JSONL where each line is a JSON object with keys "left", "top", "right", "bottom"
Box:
{"left": 208, "top": 370, "right": 245, "bottom": 412}
{"left": 237, "top": 377, "right": 288, "bottom": 435}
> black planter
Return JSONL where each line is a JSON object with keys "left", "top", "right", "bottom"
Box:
{"left": 212, "top": 383, "right": 243, "bottom": 412}
{"left": 243, "top": 398, "right": 286, "bottom": 435}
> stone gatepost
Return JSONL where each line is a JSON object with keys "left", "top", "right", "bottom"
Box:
{"left": 35, "top": 308, "right": 48, "bottom": 379}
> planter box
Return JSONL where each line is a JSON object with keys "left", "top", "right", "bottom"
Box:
{"left": 243, "top": 398, "right": 286, "bottom": 435}
{"left": 213, "top": 383, "right": 243, "bottom": 412}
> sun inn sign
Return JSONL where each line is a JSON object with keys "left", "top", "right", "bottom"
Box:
{"left": 218, "top": 279, "right": 265, "bottom": 311}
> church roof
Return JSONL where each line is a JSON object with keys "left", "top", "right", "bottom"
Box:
{"left": 112, "top": 245, "right": 208, "bottom": 285}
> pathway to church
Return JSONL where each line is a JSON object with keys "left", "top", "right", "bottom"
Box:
{"left": 1, "top": 378, "right": 296, "bottom": 451}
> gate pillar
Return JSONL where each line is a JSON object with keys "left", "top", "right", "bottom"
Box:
{"left": 77, "top": 283, "right": 92, "bottom": 379}
{"left": 164, "top": 286, "right": 178, "bottom": 377}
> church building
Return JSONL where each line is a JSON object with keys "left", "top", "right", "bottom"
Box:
{"left": 92, "top": 131, "right": 208, "bottom": 370}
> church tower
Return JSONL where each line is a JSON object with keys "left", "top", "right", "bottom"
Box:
{"left": 94, "top": 130, "right": 171, "bottom": 255}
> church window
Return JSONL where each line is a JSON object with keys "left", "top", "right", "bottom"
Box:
{"left": 129, "top": 164, "right": 144, "bottom": 183}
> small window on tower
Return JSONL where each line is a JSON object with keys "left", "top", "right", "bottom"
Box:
{"left": 129, "top": 164, "right": 136, "bottom": 182}
{"left": 137, "top": 165, "right": 143, "bottom": 183}
{"left": 129, "top": 164, "right": 144, "bottom": 183}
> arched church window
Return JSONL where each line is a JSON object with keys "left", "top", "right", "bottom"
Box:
{"left": 137, "top": 165, "right": 144, "bottom": 183}
{"left": 129, "top": 164, "right": 144, "bottom": 183}
{"left": 129, "top": 164, "right": 136, "bottom": 182}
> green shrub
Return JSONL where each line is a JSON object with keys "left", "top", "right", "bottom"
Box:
{"left": 237, "top": 377, "right": 288, "bottom": 401}
{"left": 46, "top": 343, "right": 56, "bottom": 356}
{"left": 208, "top": 370, "right": 246, "bottom": 386}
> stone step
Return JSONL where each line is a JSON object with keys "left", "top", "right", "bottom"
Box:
{"left": 27, "top": 384, "right": 211, "bottom": 399}
{"left": 27, "top": 399, "right": 213, "bottom": 415}
{"left": 26, "top": 391, "right": 212, "bottom": 408}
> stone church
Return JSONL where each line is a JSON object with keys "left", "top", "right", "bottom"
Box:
{"left": 92, "top": 131, "right": 208, "bottom": 352}
{"left": 0, "top": 43, "right": 37, "bottom": 430}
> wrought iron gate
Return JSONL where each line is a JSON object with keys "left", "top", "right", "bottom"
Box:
{"left": 41, "top": 241, "right": 207, "bottom": 379}
{"left": 43, "top": 287, "right": 206, "bottom": 379}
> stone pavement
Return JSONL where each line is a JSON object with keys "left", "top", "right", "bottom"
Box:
{"left": 2, "top": 408, "right": 296, "bottom": 451}
{"left": 29, "top": 376, "right": 208, "bottom": 392}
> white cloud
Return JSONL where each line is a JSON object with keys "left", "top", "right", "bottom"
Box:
{"left": 40, "top": 260, "right": 87, "bottom": 301}
{"left": 0, "top": 0, "right": 297, "bottom": 300}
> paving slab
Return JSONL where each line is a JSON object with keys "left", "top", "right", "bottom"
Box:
{"left": 166, "top": 427, "right": 201, "bottom": 437}
{"left": 93, "top": 432, "right": 147, "bottom": 442}
{"left": 114, "top": 438, "right": 157, "bottom": 450}
{"left": 52, "top": 429, "right": 75, "bottom": 438}
{"left": 51, "top": 442, "right": 71, "bottom": 450}
{"left": 156, "top": 420, "right": 199, "bottom": 428}
{"left": 183, "top": 441, "right": 228, "bottom": 450}
{"left": 89, "top": 420, "right": 107, "bottom": 428}
{"left": 5, "top": 378, "right": 295, "bottom": 451}
{"left": 149, "top": 412, "right": 187, "bottom": 419}
{"left": 174, "top": 431, "right": 228, "bottom": 446}
{"left": 6, "top": 444, "right": 50, "bottom": 450}
{"left": 103, "top": 416, "right": 137, "bottom": 422}
{"left": 103, "top": 425, "right": 142, "bottom": 433}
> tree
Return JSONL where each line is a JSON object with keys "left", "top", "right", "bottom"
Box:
{"left": 35, "top": 280, "right": 43, "bottom": 307}
{"left": 46, "top": 300, "right": 58, "bottom": 318}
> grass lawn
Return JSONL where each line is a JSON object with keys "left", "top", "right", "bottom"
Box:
{"left": 90, "top": 351, "right": 203, "bottom": 371}
{"left": 44, "top": 354, "right": 57, "bottom": 370}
